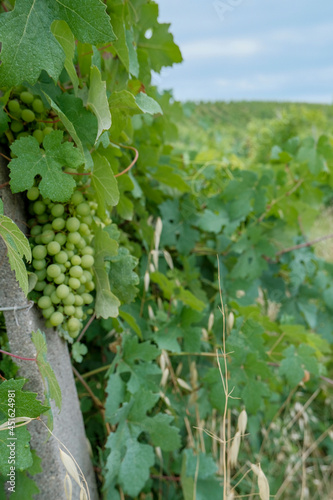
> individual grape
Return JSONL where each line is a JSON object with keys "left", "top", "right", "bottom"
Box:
{"left": 87, "top": 308, "right": 94, "bottom": 315}
{"left": 32, "top": 244, "right": 47, "bottom": 260}
{"left": 35, "top": 281, "right": 46, "bottom": 292}
{"left": 20, "top": 91, "right": 34, "bottom": 104}
{"left": 69, "top": 265, "right": 83, "bottom": 278}
{"left": 82, "top": 293, "right": 94, "bottom": 305}
{"left": 27, "top": 187, "right": 40, "bottom": 201}
{"left": 79, "top": 223, "right": 90, "bottom": 236}
{"left": 54, "top": 251, "right": 68, "bottom": 264}
{"left": 44, "top": 284, "right": 56, "bottom": 296}
{"left": 77, "top": 285, "right": 85, "bottom": 295}
{"left": 35, "top": 269, "right": 47, "bottom": 281}
{"left": 74, "top": 295, "right": 84, "bottom": 306}
{"left": 32, "top": 98, "right": 44, "bottom": 114}
{"left": 43, "top": 223, "right": 52, "bottom": 232}
{"left": 21, "top": 109, "right": 35, "bottom": 123}
{"left": 66, "top": 243, "right": 75, "bottom": 251}
{"left": 76, "top": 202, "right": 91, "bottom": 216}
{"left": 35, "top": 235, "right": 42, "bottom": 244}
{"left": 51, "top": 204, "right": 65, "bottom": 218}
{"left": 67, "top": 232, "right": 80, "bottom": 245}
{"left": 63, "top": 292, "right": 75, "bottom": 305}
{"left": 47, "top": 264, "right": 61, "bottom": 279}
{"left": 54, "top": 273, "right": 65, "bottom": 284}
{"left": 80, "top": 275, "right": 86, "bottom": 284}
{"left": 47, "top": 241, "right": 61, "bottom": 256}
{"left": 11, "top": 120, "right": 24, "bottom": 133}
{"left": 83, "top": 270, "right": 93, "bottom": 282}
{"left": 50, "top": 311, "right": 64, "bottom": 327}
{"left": 81, "top": 215, "right": 93, "bottom": 226}
{"left": 81, "top": 254, "right": 94, "bottom": 269}
{"left": 66, "top": 217, "right": 80, "bottom": 232}
{"left": 67, "top": 317, "right": 81, "bottom": 332}
{"left": 33, "top": 200, "right": 46, "bottom": 215}
{"left": 16, "top": 131, "right": 29, "bottom": 139}
{"left": 40, "top": 230, "right": 55, "bottom": 244}
{"left": 71, "top": 255, "right": 81, "bottom": 266}
{"left": 76, "top": 238, "right": 86, "bottom": 250}
{"left": 85, "top": 281, "right": 95, "bottom": 292}
{"left": 42, "top": 306, "right": 55, "bottom": 319}
{"left": 51, "top": 291, "right": 61, "bottom": 305}
{"left": 44, "top": 198, "right": 51, "bottom": 205}
{"left": 8, "top": 99, "right": 20, "bottom": 113}
{"left": 64, "top": 305, "right": 75, "bottom": 316}
{"left": 68, "top": 277, "right": 80, "bottom": 290}
{"left": 81, "top": 246, "right": 94, "bottom": 256}
{"left": 71, "top": 191, "right": 84, "bottom": 206}
{"left": 43, "top": 127, "right": 53, "bottom": 136}
{"left": 38, "top": 296, "right": 52, "bottom": 309}
{"left": 33, "top": 129, "right": 44, "bottom": 144}
{"left": 56, "top": 284, "right": 70, "bottom": 299}
{"left": 74, "top": 307, "right": 83, "bottom": 319}
{"left": 52, "top": 217, "right": 66, "bottom": 231}
{"left": 54, "top": 233, "right": 67, "bottom": 246}
{"left": 30, "top": 225, "right": 42, "bottom": 237}
{"left": 32, "top": 258, "right": 46, "bottom": 270}
{"left": 45, "top": 319, "right": 52, "bottom": 328}
{"left": 37, "top": 213, "right": 49, "bottom": 224}
{"left": 65, "top": 261, "right": 71, "bottom": 269}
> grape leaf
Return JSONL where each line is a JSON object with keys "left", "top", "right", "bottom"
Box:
{"left": 135, "top": 92, "right": 163, "bottom": 115}
{"left": 51, "top": 20, "right": 79, "bottom": 95}
{"left": 0, "top": 379, "right": 49, "bottom": 420}
{"left": 91, "top": 151, "right": 119, "bottom": 217}
{"left": 126, "top": 29, "right": 140, "bottom": 77}
{"left": 107, "top": 2, "right": 129, "bottom": 72}
{"left": 0, "top": 215, "right": 31, "bottom": 295}
{"left": 31, "top": 330, "right": 62, "bottom": 410}
{"left": 71, "top": 342, "right": 88, "bottom": 363}
{"left": 141, "top": 413, "right": 181, "bottom": 451}
{"left": 108, "top": 247, "right": 139, "bottom": 304}
{"left": 0, "top": 0, "right": 115, "bottom": 87}
{"left": 45, "top": 93, "right": 98, "bottom": 169}
{"left": 137, "top": 3, "right": 182, "bottom": 73}
{"left": 118, "top": 439, "right": 154, "bottom": 497}
{"left": 93, "top": 227, "right": 120, "bottom": 319}
{"left": 9, "top": 132, "right": 84, "bottom": 202}
{"left": 0, "top": 426, "right": 33, "bottom": 476}
{"left": 88, "top": 66, "right": 111, "bottom": 140}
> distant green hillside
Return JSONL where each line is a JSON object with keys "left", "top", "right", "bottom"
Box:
{"left": 182, "top": 100, "right": 333, "bottom": 128}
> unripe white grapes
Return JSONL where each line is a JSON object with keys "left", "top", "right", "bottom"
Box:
{"left": 28, "top": 186, "right": 96, "bottom": 339}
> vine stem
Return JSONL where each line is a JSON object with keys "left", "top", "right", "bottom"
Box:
{"left": 276, "top": 232, "right": 333, "bottom": 256}
{"left": 0, "top": 349, "right": 36, "bottom": 362}
{"left": 0, "top": 152, "right": 11, "bottom": 162}
{"left": 64, "top": 143, "right": 139, "bottom": 178}
{"left": 76, "top": 312, "right": 96, "bottom": 344}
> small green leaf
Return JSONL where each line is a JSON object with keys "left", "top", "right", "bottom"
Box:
{"left": 88, "top": 66, "right": 111, "bottom": 140}
{"left": 52, "top": 20, "right": 79, "bottom": 95}
{"left": 109, "top": 247, "right": 139, "bottom": 304}
{"left": 31, "top": 331, "right": 62, "bottom": 410}
{"left": 93, "top": 227, "right": 120, "bottom": 319}
{"left": 135, "top": 92, "right": 162, "bottom": 115}
{"left": 91, "top": 151, "right": 119, "bottom": 218}
{"left": 0, "top": 215, "right": 31, "bottom": 295}
{"left": 71, "top": 342, "right": 88, "bottom": 363}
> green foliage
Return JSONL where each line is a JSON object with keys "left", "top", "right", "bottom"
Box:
{"left": 0, "top": 0, "right": 333, "bottom": 499}
{"left": 0, "top": 214, "right": 31, "bottom": 295}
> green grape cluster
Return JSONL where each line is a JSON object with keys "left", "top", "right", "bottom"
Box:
{"left": 6, "top": 88, "right": 58, "bottom": 145}
{"left": 28, "top": 187, "right": 95, "bottom": 339}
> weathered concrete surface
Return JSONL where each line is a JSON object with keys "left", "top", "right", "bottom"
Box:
{"left": 0, "top": 157, "right": 98, "bottom": 499}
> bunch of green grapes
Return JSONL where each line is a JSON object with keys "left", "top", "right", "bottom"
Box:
{"left": 28, "top": 187, "right": 95, "bottom": 339}
{"left": 5, "top": 88, "right": 59, "bottom": 145}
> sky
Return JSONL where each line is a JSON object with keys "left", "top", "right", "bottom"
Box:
{"left": 154, "top": 0, "right": 333, "bottom": 103}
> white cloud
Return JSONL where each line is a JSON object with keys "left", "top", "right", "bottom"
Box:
{"left": 181, "top": 38, "right": 261, "bottom": 60}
